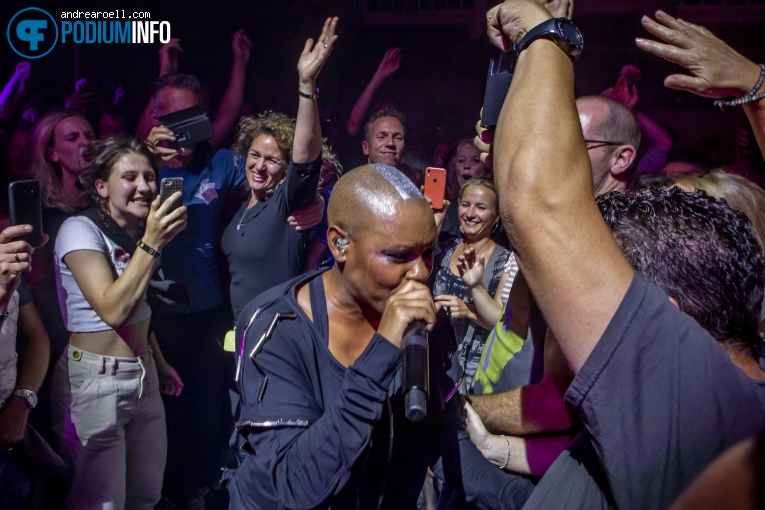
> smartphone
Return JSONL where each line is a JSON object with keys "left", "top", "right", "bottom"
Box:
{"left": 159, "top": 177, "right": 184, "bottom": 213}
{"left": 481, "top": 47, "right": 517, "bottom": 128}
{"left": 423, "top": 167, "right": 447, "bottom": 210}
{"left": 9, "top": 180, "right": 43, "bottom": 248}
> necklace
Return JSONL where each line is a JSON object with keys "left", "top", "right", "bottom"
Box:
{"left": 236, "top": 200, "right": 257, "bottom": 231}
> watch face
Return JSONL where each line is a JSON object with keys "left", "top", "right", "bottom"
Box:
{"left": 559, "top": 19, "right": 584, "bottom": 47}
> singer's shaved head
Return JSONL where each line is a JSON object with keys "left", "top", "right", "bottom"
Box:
{"left": 328, "top": 164, "right": 432, "bottom": 235}
{"left": 326, "top": 164, "right": 436, "bottom": 314}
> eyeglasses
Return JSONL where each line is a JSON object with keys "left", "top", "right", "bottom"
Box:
{"left": 584, "top": 139, "right": 625, "bottom": 150}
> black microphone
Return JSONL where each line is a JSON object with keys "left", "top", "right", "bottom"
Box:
{"left": 402, "top": 320, "right": 429, "bottom": 421}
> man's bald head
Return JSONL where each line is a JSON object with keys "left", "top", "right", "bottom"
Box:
{"left": 328, "top": 164, "right": 430, "bottom": 235}
{"left": 576, "top": 96, "right": 640, "bottom": 195}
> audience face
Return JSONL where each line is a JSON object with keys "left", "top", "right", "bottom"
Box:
{"left": 48, "top": 116, "right": 95, "bottom": 176}
{"left": 453, "top": 143, "right": 488, "bottom": 189}
{"left": 363, "top": 116, "right": 405, "bottom": 167}
{"left": 342, "top": 200, "right": 435, "bottom": 314}
{"left": 577, "top": 99, "right": 618, "bottom": 195}
{"left": 458, "top": 184, "right": 498, "bottom": 239}
{"left": 96, "top": 152, "right": 156, "bottom": 223}
{"left": 99, "top": 114, "right": 129, "bottom": 139}
{"left": 246, "top": 134, "right": 288, "bottom": 196}
{"left": 153, "top": 86, "right": 200, "bottom": 160}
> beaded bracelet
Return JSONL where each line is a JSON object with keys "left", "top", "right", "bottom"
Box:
{"left": 499, "top": 435, "right": 511, "bottom": 470}
{"left": 714, "top": 64, "right": 765, "bottom": 110}
{"left": 136, "top": 239, "right": 161, "bottom": 258}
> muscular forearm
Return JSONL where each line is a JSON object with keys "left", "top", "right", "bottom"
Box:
{"left": 494, "top": 39, "right": 632, "bottom": 373}
{"left": 470, "top": 372, "right": 573, "bottom": 435}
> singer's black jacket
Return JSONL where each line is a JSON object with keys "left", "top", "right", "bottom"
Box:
{"left": 227, "top": 270, "right": 534, "bottom": 510}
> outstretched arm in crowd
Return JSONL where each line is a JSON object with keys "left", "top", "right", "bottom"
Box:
{"left": 0, "top": 62, "right": 30, "bottom": 120}
{"left": 637, "top": 11, "right": 765, "bottom": 162}
{"left": 137, "top": 31, "right": 251, "bottom": 145}
{"left": 0, "top": 225, "right": 43, "bottom": 452}
{"left": 346, "top": 47, "right": 401, "bottom": 136}
{"left": 0, "top": 302, "right": 50, "bottom": 450}
{"left": 210, "top": 29, "right": 252, "bottom": 146}
{"left": 487, "top": 0, "right": 633, "bottom": 373}
{"left": 294, "top": 18, "right": 338, "bottom": 164}
{"left": 136, "top": 39, "right": 182, "bottom": 138}
{"left": 601, "top": 66, "right": 672, "bottom": 173}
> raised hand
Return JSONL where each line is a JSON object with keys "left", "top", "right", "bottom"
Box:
{"left": 539, "top": 0, "right": 573, "bottom": 18}
{"left": 601, "top": 66, "right": 640, "bottom": 111}
{"left": 0, "top": 225, "right": 35, "bottom": 303}
{"left": 232, "top": 29, "right": 252, "bottom": 67}
{"left": 297, "top": 17, "right": 339, "bottom": 90}
{"left": 636, "top": 11, "right": 762, "bottom": 99}
{"left": 457, "top": 246, "right": 486, "bottom": 289}
{"left": 375, "top": 47, "right": 401, "bottom": 80}
{"left": 145, "top": 126, "right": 180, "bottom": 163}
{"left": 142, "top": 193, "right": 187, "bottom": 252}
{"left": 486, "top": 0, "right": 552, "bottom": 51}
{"left": 159, "top": 38, "right": 183, "bottom": 77}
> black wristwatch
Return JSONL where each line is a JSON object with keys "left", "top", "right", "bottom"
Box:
{"left": 518, "top": 18, "right": 583, "bottom": 62}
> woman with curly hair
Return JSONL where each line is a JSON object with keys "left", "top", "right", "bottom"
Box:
{"left": 222, "top": 18, "right": 337, "bottom": 319}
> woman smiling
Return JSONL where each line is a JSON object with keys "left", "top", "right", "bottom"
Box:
{"left": 52, "top": 138, "right": 186, "bottom": 509}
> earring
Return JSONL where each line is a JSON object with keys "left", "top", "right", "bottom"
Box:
{"left": 334, "top": 237, "right": 348, "bottom": 252}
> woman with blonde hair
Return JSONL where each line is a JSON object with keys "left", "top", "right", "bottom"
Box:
{"left": 674, "top": 169, "right": 765, "bottom": 250}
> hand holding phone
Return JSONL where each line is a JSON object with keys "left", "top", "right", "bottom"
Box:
{"left": 9, "top": 180, "right": 43, "bottom": 248}
{"left": 423, "top": 167, "right": 447, "bottom": 210}
{"left": 159, "top": 177, "right": 184, "bottom": 214}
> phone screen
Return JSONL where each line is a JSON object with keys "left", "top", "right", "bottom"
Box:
{"left": 9, "top": 180, "right": 43, "bottom": 247}
{"left": 159, "top": 177, "right": 184, "bottom": 213}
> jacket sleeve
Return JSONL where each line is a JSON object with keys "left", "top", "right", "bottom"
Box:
{"left": 282, "top": 155, "right": 322, "bottom": 213}
{"left": 237, "top": 330, "right": 401, "bottom": 510}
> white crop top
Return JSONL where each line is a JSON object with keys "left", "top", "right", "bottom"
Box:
{"left": 55, "top": 215, "right": 152, "bottom": 332}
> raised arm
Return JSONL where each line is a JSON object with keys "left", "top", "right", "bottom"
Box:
{"left": 294, "top": 17, "right": 338, "bottom": 164}
{"left": 0, "top": 62, "right": 30, "bottom": 120}
{"left": 63, "top": 196, "right": 186, "bottom": 328}
{"left": 346, "top": 48, "right": 401, "bottom": 136}
{"left": 210, "top": 29, "right": 252, "bottom": 146}
{"left": 636, "top": 11, "right": 765, "bottom": 160}
{"left": 488, "top": 0, "right": 633, "bottom": 373}
{"left": 136, "top": 39, "right": 183, "bottom": 139}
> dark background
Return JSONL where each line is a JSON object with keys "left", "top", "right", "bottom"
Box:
{"left": 2, "top": 0, "right": 765, "bottom": 165}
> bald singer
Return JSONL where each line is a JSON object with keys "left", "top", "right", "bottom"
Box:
{"left": 226, "top": 164, "right": 533, "bottom": 510}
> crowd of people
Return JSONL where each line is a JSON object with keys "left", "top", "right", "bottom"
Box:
{"left": 0, "top": 1, "right": 764, "bottom": 509}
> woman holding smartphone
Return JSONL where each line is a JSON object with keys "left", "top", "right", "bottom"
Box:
{"left": 52, "top": 138, "right": 186, "bottom": 509}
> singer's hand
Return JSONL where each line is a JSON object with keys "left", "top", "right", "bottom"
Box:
{"left": 377, "top": 280, "right": 437, "bottom": 349}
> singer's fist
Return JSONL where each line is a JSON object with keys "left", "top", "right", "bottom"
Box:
{"left": 377, "top": 280, "right": 437, "bottom": 349}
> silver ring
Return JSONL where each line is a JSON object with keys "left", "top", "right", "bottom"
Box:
{"left": 323, "top": 44, "right": 328, "bottom": 48}
{"left": 13, "top": 252, "right": 19, "bottom": 263}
